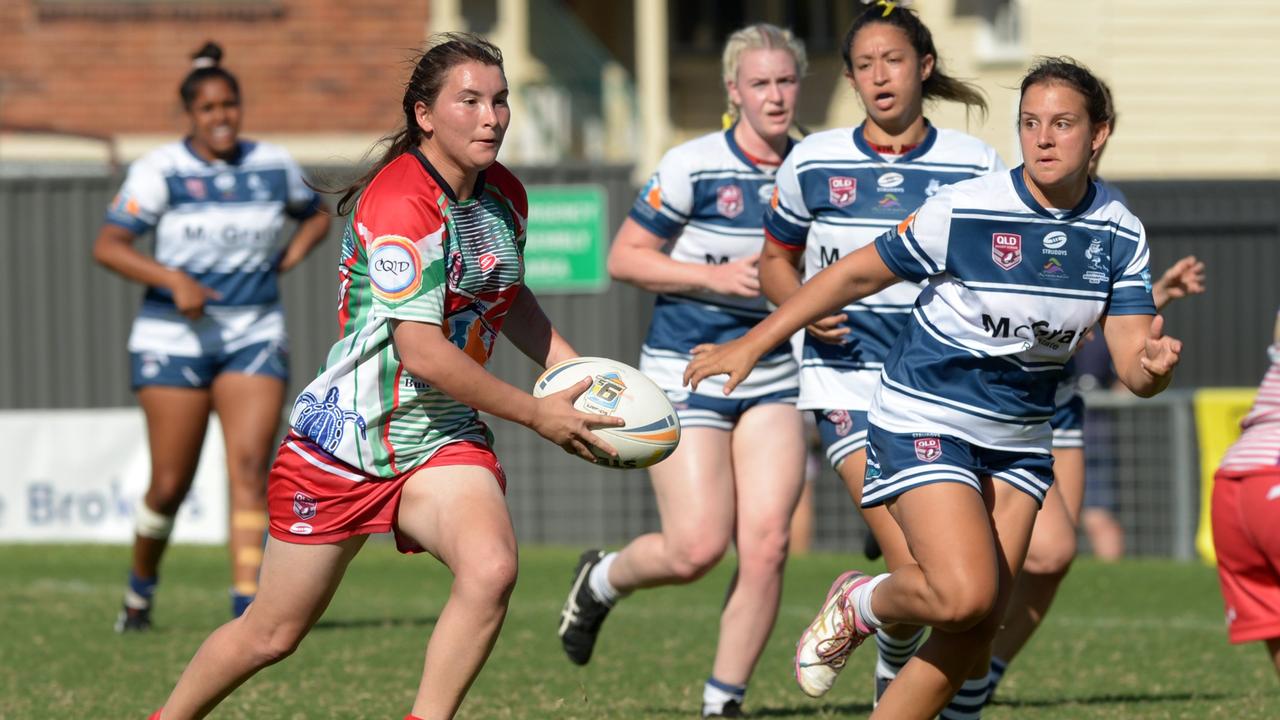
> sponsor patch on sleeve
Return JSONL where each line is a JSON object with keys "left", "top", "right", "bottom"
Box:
{"left": 368, "top": 234, "right": 422, "bottom": 302}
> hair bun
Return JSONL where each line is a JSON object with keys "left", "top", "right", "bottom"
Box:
{"left": 191, "top": 41, "right": 223, "bottom": 70}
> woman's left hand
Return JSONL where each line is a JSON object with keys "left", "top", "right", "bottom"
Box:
{"left": 683, "top": 338, "right": 763, "bottom": 394}
{"left": 1140, "top": 314, "right": 1182, "bottom": 378}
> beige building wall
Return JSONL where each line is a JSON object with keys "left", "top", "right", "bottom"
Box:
{"left": 673, "top": 0, "right": 1280, "bottom": 180}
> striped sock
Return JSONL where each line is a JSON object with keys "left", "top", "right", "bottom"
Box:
{"left": 986, "top": 656, "right": 1008, "bottom": 695}
{"left": 939, "top": 675, "right": 990, "bottom": 720}
{"left": 702, "top": 676, "right": 746, "bottom": 716}
{"left": 874, "top": 627, "right": 925, "bottom": 680}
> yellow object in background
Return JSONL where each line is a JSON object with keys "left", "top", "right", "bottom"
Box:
{"left": 1193, "top": 388, "right": 1258, "bottom": 565}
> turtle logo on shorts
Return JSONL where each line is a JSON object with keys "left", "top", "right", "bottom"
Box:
{"left": 293, "top": 387, "right": 368, "bottom": 454}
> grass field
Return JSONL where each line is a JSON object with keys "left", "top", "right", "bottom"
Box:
{"left": 3, "top": 543, "right": 1278, "bottom": 719}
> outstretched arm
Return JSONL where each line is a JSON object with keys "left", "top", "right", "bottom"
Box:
{"left": 1152, "top": 255, "right": 1205, "bottom": 310}
{"left": 1101, "top": 313, "right": 1181, "bottom": 398}
{"left": 684, "top": 243, "right": 899, "bottom": 393}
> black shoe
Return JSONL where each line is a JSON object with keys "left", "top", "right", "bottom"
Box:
{"left": 115, "top": 602, "right": 152, "bottom": 633}
{"left": 874, "top": 674, "right": 890, "bottom": 708}
{"left": 703, "top": 699, "right": 745, "bottom": 718}
{"left": 863, "top": 532, "right": 883, "bottom": 561}
{"left": 558, "top": 549, "right": 612, "bottom": 665}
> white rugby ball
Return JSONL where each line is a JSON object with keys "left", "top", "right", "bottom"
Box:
{"left": 533, "top": 357, "right": 681, "bottom": 470}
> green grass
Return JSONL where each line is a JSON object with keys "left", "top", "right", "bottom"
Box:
{"left": 2, "top": 544, "right": 1277, "bottom": 719}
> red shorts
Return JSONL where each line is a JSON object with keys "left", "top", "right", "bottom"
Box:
{"left": 1212, "top": 468, "right": 1280, "bottom": 643}
{"left": 267, "top": 434, "right": 507, "bottom": 554}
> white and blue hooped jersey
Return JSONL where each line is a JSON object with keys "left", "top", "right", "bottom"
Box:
{"left": 105, "top": 140, "right": 321, "bottom": 357}
{"left": 870, "top": 168, "right": 1155, "bottom": 454}
{"left": 765, "top": 124, "right": 1004, "bottom": 411}
{"left": 628, "top": 127, "right": 798, "bottom": 398}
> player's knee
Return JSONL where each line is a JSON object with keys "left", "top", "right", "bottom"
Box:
{"left": 739, "top": 526, "right": 790, "bottom": 575}
{"left": 931, "top": 579, "right": 998, "bottom": 632}
{"left": 668, "top": 538, "right": 727, "bottom": 582}
{"left": 1023, "top": 530, "right": 1077, "bottom": 575}
{"left": 456, "top": 551, "right": 519, "bottom": 606}
{"left": 248, "top": 620, "right": 307, "bottom": 665}
{"left": 144, "top": 485, "right": 189, "bottom": 516}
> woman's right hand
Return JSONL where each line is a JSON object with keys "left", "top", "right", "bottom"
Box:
{"left": 530, "top": 378, "right": 625, "bottom": 462}
{"left": 806, "top": 313, "right": 850, "bottom": 345}
{"left": 167, "top": 270, "right": 222, "bottom": 320}
{"left": 706, "top": 253, "right": 761, "bottom": 298}
{"left": 683, "top": 337, "right": 764, "bottom": 394}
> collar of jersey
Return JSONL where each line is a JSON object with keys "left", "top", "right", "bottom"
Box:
{"left": 411, "top": 147, "right": 486, "bottom": 204}
{"left": 852, "top": 121, "right": 936, "bottom": 163}
{"left": 722, "top": 123, "right": 795, "bottom": 173}
{"left": 182, "top": 138, "right": 251, "bottom": 167}
{"left": 1009, "top": 165, "right": 1098, "bottom": 220}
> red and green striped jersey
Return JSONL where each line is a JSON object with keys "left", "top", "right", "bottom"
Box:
{"left": 289, "top": 149, "right": 527, "bottom": 477}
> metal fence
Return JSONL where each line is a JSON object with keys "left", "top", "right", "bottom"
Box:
{"left": 0, "top": 169, "right": 1273, "bottom": 556}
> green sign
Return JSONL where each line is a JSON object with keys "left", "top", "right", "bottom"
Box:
{"left": 523, "top": 184, "right": 609, "bottom": 293}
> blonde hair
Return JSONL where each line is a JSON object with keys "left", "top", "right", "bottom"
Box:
{"left": 721, "top": 23, "right": 807, "bottom": 127}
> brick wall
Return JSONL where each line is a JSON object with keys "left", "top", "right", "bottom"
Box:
{"left": 0, "top": 0, "right": 432, "bottom": 137}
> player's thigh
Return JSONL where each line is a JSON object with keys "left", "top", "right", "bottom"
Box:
{"left": 1024, "top": 480, "right": 1078, "bottom": 574}
{"left": 395, "top": 463, "right": 517, "bottom": 575}
{"left": 246, "top": 534, "right": 367, "bottom": 633}
{"left": 988, "top": 478, "right": 1043, "bottom": 582}
{"left": 211, "top": 373, "right": 287, "bottom": 466}
{"left": 840, "top": 448, "right": 914, "bottom": 570}
{"left": 1050, "top": 446, "right": 1086, "bottom": 527}
{"left": 730, "top": 402, "right": 807, "bottom": 532}
{"left": 648, "top": 426, "right": 737, "bottom": 546}
{"left": 137, "top": 385, "right": 212, "bottom": 487}
{"left": 888, "top": 482, "right": 1001, "bottom": 595}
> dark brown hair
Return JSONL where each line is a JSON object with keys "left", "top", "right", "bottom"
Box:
{"left": 336, "top": 33, "right": 505, "bottom": 215}
{"left": 841, "top": 2, "right": 987, "bottom": 119}
{"left": 1019, "top": 57, "right": 1111, "bottom": 127}
{"left": 179, "top": 42, "right": 240, "bottom": 110}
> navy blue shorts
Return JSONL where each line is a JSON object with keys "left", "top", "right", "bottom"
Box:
{"left": 664, "top": 388, "right": 797, "bottom": 431}
{"left": 1050, "top": 394, "right": 1084, "bottom": 449}
{"left": 861, "top": 425, "right": 1054, "bottom": 508}
{"left": 131, "top": 339, "right": 288, "bottom": 390}
{"left": 813, "top": 409, "right": 870, "bottom": 471}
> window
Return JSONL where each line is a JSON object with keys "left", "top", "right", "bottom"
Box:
{"left": 954, "top": 0, "right": 1024, "bottom": 63}
{"left": 36, "top": 0, "right": 284, "bottom": 21}
{"left": 670, "top": 0, "right": 859, "bottom": 57}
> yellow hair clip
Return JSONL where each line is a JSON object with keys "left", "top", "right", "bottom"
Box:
{"left": 722, "top": 112, "right": 735, "bottom": 130}
{"left": 878, "top": 0, "right": 897, "bottom": 16}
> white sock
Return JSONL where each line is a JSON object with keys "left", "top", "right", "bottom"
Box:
{"left": 939, "top": 674, "right": 990, "bottom": 719}
{"left": 702, "top": 676, "right": 745, "bottom": 715}
{"left": 588, "top": 552, "right": 625, "bottom": 606}
{"left": 852, "top": 573, "right": 890, "bottom": 631}
{"left": 875, "top": 627, "right": 925, "bottom": 679}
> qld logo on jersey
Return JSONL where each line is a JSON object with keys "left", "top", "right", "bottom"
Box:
{"left": 369, "top": 235, "right": 422, "bottom": 302}
{"left": 913, "top": 436, "right": 942, "bottom": 463}
{"left": 716, "top": 184, "right": 744, "bottom": 219}
{"left": 992, "top": 233, "right": 1022, "bottom": 270}
{"left": 829, "top": 176, "right": 857, "bottom": 207}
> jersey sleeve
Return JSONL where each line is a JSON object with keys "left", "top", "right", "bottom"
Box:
{"left": 282, "top": 155, "right": 322, "bottom": 220}
{"left": 984, "top": 146, "right": 1009, "bottom": 175}
{"left": 626, "top": 148, "right": 692, "bottom": 240}
{"left": 1106, "top": 218, "right": 1156, "bottom": 316}
{"left": 874, "top": 190, "right": 953, "bottom": 283}
{"left": 763, "top": 153, "right": 811, "bottom": 250}
{"left": 104, "top": 155, "right": 168, "bottom": 234}
{"left": 360, "top": 190, "right": 449, "bottom": 325}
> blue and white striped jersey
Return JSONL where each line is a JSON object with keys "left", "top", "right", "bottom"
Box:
{"left": 105, "top": 139, "right": 320, "bottom": 357}
{"left": 871, "top": 168, "right": 1156, "bottom": 453}
{"left": 628, "top": 128, "right": 798, "bottom": 398}
{"left": 765, "top": 124, "right": 1004, "bottom": 410}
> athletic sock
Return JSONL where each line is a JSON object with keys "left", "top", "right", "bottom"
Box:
{"left": 230, "top": 589, "right": 254, "bottom": 618}
{"left": 125, "top": 571, "right": 157, "bottom": 608}
{"left": 874, "top": 627, "right": 925, "bottom": 680}
{"left": 587, "top": 551, "right": 626, "bottom": 606}
{"left": 850, "top": 572, "right": 890, "bottom": 631}
{"left": 985, "top": 656, "right": 1008, "bottom": 700}
{"left": 939, "top": 675, "right": 990, "bottom": 720}
{"left": 702, "top": 676, "right": 746, "bottom": 716}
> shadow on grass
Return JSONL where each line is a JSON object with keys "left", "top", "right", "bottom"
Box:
{"left": 312, "top": 615, "right": 437, "bottom": 631}
{"left": 991, "top": 690, "right": 1238, "bottom": 708}
{"left": 641, "top": 701, "right": 874, "bottom": 718}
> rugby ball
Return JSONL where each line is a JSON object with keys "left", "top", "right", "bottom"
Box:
{"left": 533, "top": 357, "right": 681, "bottom": 469}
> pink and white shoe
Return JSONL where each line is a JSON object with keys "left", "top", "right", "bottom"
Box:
{"left": 794, "top": 570, "right": 875, "bottom": 698}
